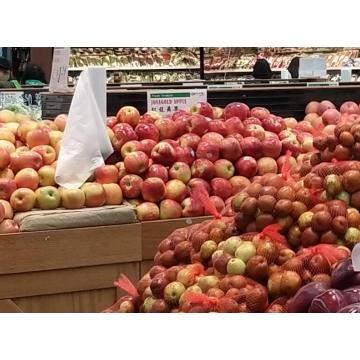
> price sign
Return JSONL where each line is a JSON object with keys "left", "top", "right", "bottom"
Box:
{"left": 49, "top": 47, "right": 71, "bottom": 93}
{"left": 0, "top": 91, "right": 24, "bottom": 108}
{"left": 147, "top": 89, "right": 207, "bottom": 115}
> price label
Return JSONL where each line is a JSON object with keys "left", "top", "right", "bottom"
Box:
{"left": 0, "top": 91, "right": 24, "bottom": 108}
{"left": 306, "top": 82, "right": 339, "bottom": 87}
{"left": 207, "top": 82, "right": 243, "bottom": 89}
{"left": 49, "top": 47, "right": 71, "bottom": 93}
{"left": 147, "top": 89, "right": 207, "bottom": 115}
{"left": 352, "top": 243, "right": 360, "bottom": 271}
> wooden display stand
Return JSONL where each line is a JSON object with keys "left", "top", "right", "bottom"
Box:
{"left": 0, "top": 224, "right": 141, "bottom": 313}
{"left": 0, "top": 216, "right": 211, "bottom": 313}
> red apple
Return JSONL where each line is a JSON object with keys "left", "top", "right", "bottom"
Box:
{"left": 305, "top": 101, "right": 320, "bottom": 114}
{"left": 219, "top": 137, "right": 242, "bottom": 162}
{"left": 250, "top": 107, "right": 270, "bottom": 120}
{"left": 173, "top": 115, "right": 189, "bottom": 137}
{"left": 180, "top": 196, "right": 204, "bottom": 217}
{"left": 10, "top": 151, "right": 43, "bottom": 172}
{"left": 146, "top": 164, "right": 168, "bottom": 183}
{"left": 124, "top": 151, "right": 149, "bottom": 175}
{"left": 135, "top": 123, "right": 159, "bottom": 141}
{"left": 106, "top": 116, "right": 118, "bottom": 128}
{"left": 214, "top": 159, "right": 235, "bottom": 179}
{"left": 120, "top": 140, "right": 143, "bottom": 158}
{"left": 196, "top": 141, "right": 220, "bottom": 162}
{"left": 244, "top": 124, "right": 265, "bottom": 140}
{"left": 186, "top": 114, "right": 209, "bottom": 136}
{"left": 262, "top": 117, "right": 285, "bottom": 134}
{"left": 201, "top": 132, "right": 224, "bottom": 145}
{"left": 235, "top": 156, "right": 258, "bottom": 177}
{"left": 141, "top": 177, "right": 166, "bottom": 202}
{"left": 159, "top": 199, "right": 182, "bottom": 219}
{"left": 0, "top": 148, "right": 10, "bottom": 170}
{"left": 81, "top": 183, "right": 105, "bottom": 207}
{"left": 224, "top": 102, "right": 249, "bottom": 120}
{"left": 191, "top": 159, "right": 215, "bottom": 180}
{"left": 209, "top": 120, "right": 227, "bottom": 136}
{"left": 318, "top": 100, "right": 336, "bottom": 115}
{"left": 169, "top": 162, "right": 191, "bottom": 184}
{"left": 257, "top": 157, "right": 278, "bottom": 175}
{"left": 139, "top": 139, "right": 156, "bottom": 157}
{"left": 15, "top": 168, "right": 39, "bottom": 190}
{"left": 31, "top": 145, "right": 56, "bottom": 165}
{"left": 136, "top": 202, "right": 160, "bottom": 221}
{"left": 112, "top": 123, "right": 138, "bottom": 151}
{"left": 95, "top": 165, "right": 119, "bottom": 184}
{"left": 175, "top": 146, "right": 195, "bottom": 165}
{"left": 178, "top": 133, "right": 201, "bottom": 150}
{"left": 240, "top": 137, "right": 262, "bottom": 159}
{"left": 229, "top": 176, "right": 251, "bottom": 195}
{"left": 225, "top": 116, "right": 245, "bottom": 135}
{"left": 119, "top": 174, "right": 143, "bottom": 198}
{"left": 211, "top": 178, "right": 232, "bottom": 200}
{"left": 155, "top": 118, "right": 177, "bottom": 140}
{"left": 26, "top": 128, "right": 50, "bottom": 148}
{"left": 321, "top": 109, "right": 341, "bottom": 125}
{"left": 0, "top": 219, "right": 19, "bottom": 233}
{"left": 162, "top": 139, "right": 179, "bottom": 149}
{"left": 188, "top": 178, "right": 211, "bottom": 194}
{"left": 261, "top": 137, "right": 282, "bottom": 158}
{"left": 0, "top": 168, "right": 14, "bottom": 180}
{"left": 53, "top": 114, "right": 67, "bottom": 131}
{"left": 0, "top": 179, "right": 17, "bottom": 200}
{"left": 140, "top": 111, "right": 162, "bottom": 124}
{"left": 61, "top": 188, "right": 86, "bottom": 209}
{"left": 340, "top": 101, "right": 359, "bottom": 115}
{"left": 116, "top": 106, "right": 140, "bottom": 127}
{"left": 165, "top": 179, "right": 188, "bottom": 202}
{"left": 244, "top": 117, "right": 262, "bottom": 126}
{"left": 102, "top": 183, "right": 123, "bottom": 205}
{"left": 190, "top": 101, "right": 213, "bottom": 118}
{"left": 281, "top": 138, "right": 301, "bottom": 157}
{"left": 10, "top": 188, "right": 36, "bottom": 211}
{"left": 151, "top": 142, "right": 176, "bottom": 166}
{"left": 0, "top": 199, "right": 13, "bottom": 219}
{"left": 172, "top": 109, "right": 189, "bottom": 121}
{"left": 116, "top": 161, "right": 127, "bottom": 180}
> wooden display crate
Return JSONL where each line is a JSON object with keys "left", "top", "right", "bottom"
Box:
{"left": 0, "top": 216, "right": 212, "bottom": 312}
{"left": 0, "top": 224, "right": 141, "bottom": 313}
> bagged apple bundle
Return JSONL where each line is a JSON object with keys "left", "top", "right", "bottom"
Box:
{"left": 310, "top": 115, "right": 360, "bottom": 164}
{"left": 269, "top": 244, "right": 349, "bottom": 309}
{"left": 179, "top": 276, "right": 269, "bottom": 313}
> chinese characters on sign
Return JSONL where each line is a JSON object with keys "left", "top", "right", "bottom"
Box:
{"left": 147, "top": 89, "right": 207, "bottom": 115}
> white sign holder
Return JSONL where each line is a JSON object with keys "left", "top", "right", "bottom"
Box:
{"left": 49, "top": 47, "right": 71, "bottom": 93}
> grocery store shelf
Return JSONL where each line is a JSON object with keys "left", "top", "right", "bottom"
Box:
{"left": 205, "top": 67, "right": 360, "bottom": 74}
{"left": 68, "top": 66, "right": 200, "bottom": 71}
{"left": 204, "top": 68, "right": 285, "bottom": 74}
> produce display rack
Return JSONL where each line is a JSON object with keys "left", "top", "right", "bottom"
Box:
{"left": 0, "top": 217, "right": 209, "bottom": 313}
{"left": 40, "top": 83, "right": 360, "bottom": 119}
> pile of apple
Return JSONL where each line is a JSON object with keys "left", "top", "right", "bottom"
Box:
{"left": 0, "top": 108, "right": 127, "bottom": 234}
{"left": 107, "top": 214, "right": 349, "bottom": 312}
{"left": 106, "top": 101, "right": 317, "bottom": 221}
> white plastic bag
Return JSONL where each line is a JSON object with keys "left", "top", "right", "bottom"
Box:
{"left": 55, "top": 67, "right": 113, "bottom": 189}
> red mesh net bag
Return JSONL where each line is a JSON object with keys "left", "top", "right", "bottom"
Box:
{"left": 102, "top": 274, "right": 139, "bottom": 313}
